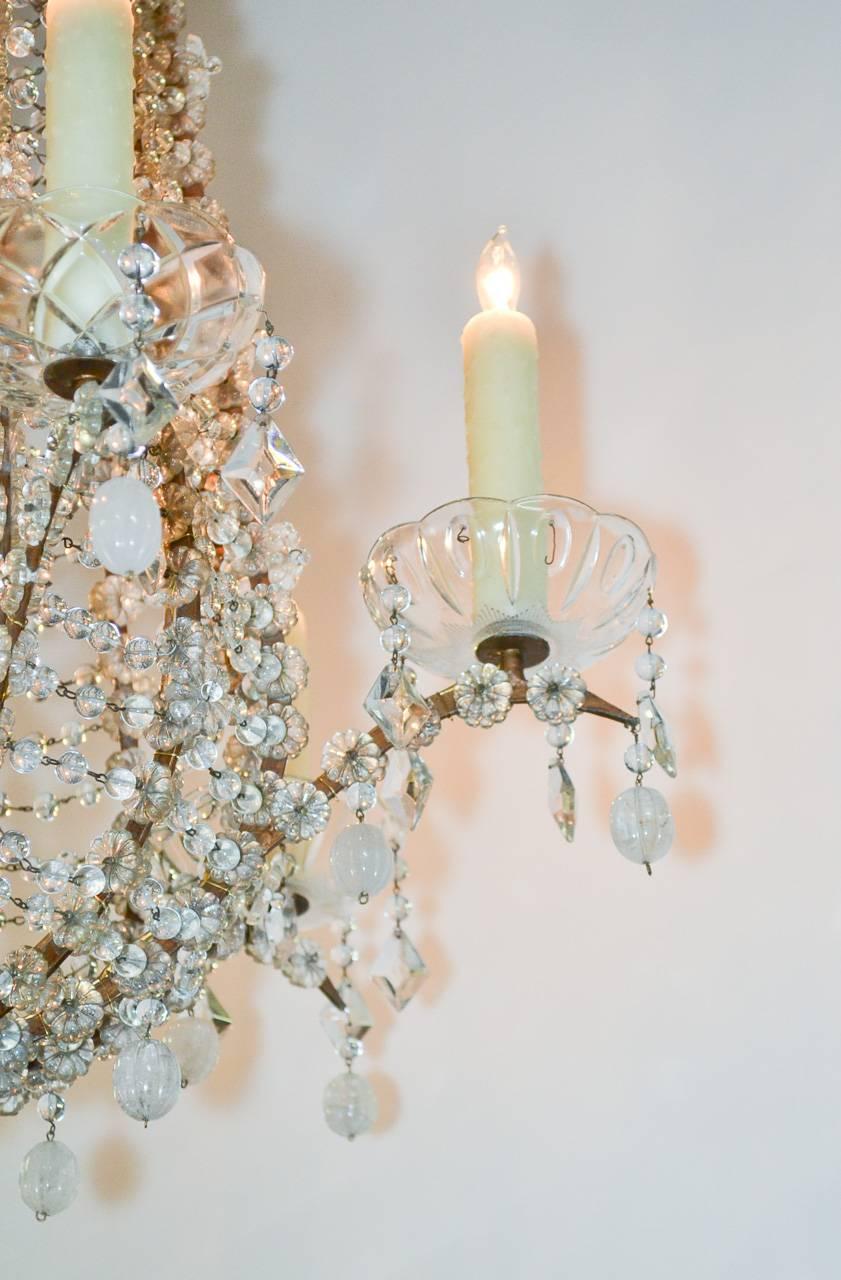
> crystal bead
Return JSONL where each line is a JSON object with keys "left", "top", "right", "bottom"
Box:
{"left": 89, "top": 476, "right": 162, "bottom": 576}
{"left": 113, "top": 944, "right": 147, "bottom": 981}
{"left": 19, "top": 1140, "right": 79, "bottom": 1218}
{"left": 254, "top": 335, "right": 293, "bottom": 371}
{"left": 636, "top": 606, "right": 668, "bottom": 639}
{"left": 379, "top": 583, "right": 411, "bottom": 614}
{"left": 322, "top": 1072, "right": 377, "bottom": 1140}
{"left": 8, "top": 75, "right": 38, "bottom": 108}
{"left": 207, "top": 837, "right": 241, "bottom": 872}
{"left": 117, "top": 242, "right": 160, "bottom": 281}
{"left": 134, "top": 997, "right": 168, "bottom": 1028}
{"left": 372, "top": 930, "right": 427, "bottom": 1011}
{"left": 221, "top": 419, "right": 304, "bottom": 523}
{"left": 10, "top": 737, "right": 42, "bottom": 773}
{"left": 546, "top": 722, "right": 574, "bottom": 749}
{"left": 73, "top": 864, "right": 106, "bottom": 897}
{"left": 364, "top": 664, "right": 431, "bottom": 749}
{"left": 548, "top": 761, "right": 576, "bottom": 842}
{"left": 64, "top": 606, "right": 91, "bottom": 639}
{"left": 104, "top": 768, "right": 137, "bottom": 801}
{"left": 344, "top": 782, "right": 377, "bottom": 813}
{"left": 37, "top": 1093, "right": 65, "bottom": 1123}
{"left": 162, "top": 1018, "right": 219, "bottom": 1086}
{"left": 609, "top": 786, "right": 674, "bottom": 865}
{"left": 113, "top": 1039, "right": 181, "bottom": 1123}
{"left": 124, "top": 636, "right": 156, "bottom": 671}
{"left": 0, "top": 829, "right": 30, "bottom": 865}
{"left": 150, "top": 906, "right": 182, "bottom": 940}
{"left": 635, "top": 651, "right": 666, "bottom": 682}
{"left": 88, "top": 621, "right": 120, "bottom": 652}
{"left": 330, "top": 823, "right": 393, "bottom": 899}
{"left": 120, "top": 693, "right": 155, "bottom": 731}
{"left": 0, "top": 875, "right": 10, "bottom": 905}
{"left": 247, "top": 375, "right": 286, "bottom": 413}
{"left": 5, "top": 25, "right": 35, "bottom": 58}
{"left": 118, "top": 292, "right": 160, "bottom": 332}
{"left": 636, "top": 692, "right": 678, "bottom": 778}
{"left": 37, "top": 860, "right": 70, "bottom": 894}
{"left": 380, "top": 623, "right": 410, "bottom": 654}
{"left": 75, "top": 684, "right": 105, "bottom": 719}
{"left": 235, "top": 713, "right": 267, "bottom": 746}
{"left": 33, "top": 792, "right": 58, "bottom": 822}
{"left": 55, "top": 747, "right": 86, "bottom": 783}
{"left": 0, "top": 1016, "right": 21, "bottom": 1050}
{"left": 624, "top": 742, "right": 653, "bottom": 774}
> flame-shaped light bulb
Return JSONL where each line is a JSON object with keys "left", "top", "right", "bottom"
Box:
{"left": 475, "top": 225, "right": 521, "bottom": 311}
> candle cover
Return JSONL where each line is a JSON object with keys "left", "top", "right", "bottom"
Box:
{"left": 462, "top": 228, "right": 545, "bottom": 623}
{"left": 45, "top": 0, "right": 135, "bottom": 196}
{"left": 463, "top": 227, "right": 543, "bottom": 501}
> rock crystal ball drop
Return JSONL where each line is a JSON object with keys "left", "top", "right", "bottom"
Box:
{"left": 113, "top": 1039, "right": 182, "bottom": 1123}
{"left": 322, "top": 1072, "right": 378, "bottom": 1139}
{"left": 19, "top": 1140, "right": 80, "bottom": 1218}
{"left": 330, "top": 822, "right": 393, "bottom": 899}
{"left": 162, "top": 1018, "right": 220, "bottom": 1087}
{"left": 89, "top": 475, "right": 162, "bottom": 574}
{"left": 609, "top": 785, "right": 674, "bottom": 865}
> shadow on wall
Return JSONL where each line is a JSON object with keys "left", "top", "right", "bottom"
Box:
{"left": 530, "top": 247, "right": 716, "bottom": 861}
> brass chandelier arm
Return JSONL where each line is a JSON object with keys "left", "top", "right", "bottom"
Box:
{"left": 313, "top": 679, "right": 637, "bottom": 800}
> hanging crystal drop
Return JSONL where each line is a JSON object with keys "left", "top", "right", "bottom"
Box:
{"left": 364, "top": 663, "right": 431, "bottom": 749}
{"left": 96, "top": 353, "right": 178, "bottom": 443}
{"left": 548, "top": 760, "right": 576, "bottom": 842}
{"left": 372, "top": 930, "right": 427, "bottom": 1011}
{"left": 381, "top": 749, "right": 433, "bottom": 836}
{"left": 221, "top": 418, "right": 304, "bottom": 522}
{"left": 636, "top": 692, "right": 677, "bottom": 778}
{"left": 320, "top": 982, "right": 373, "bottom": 1055}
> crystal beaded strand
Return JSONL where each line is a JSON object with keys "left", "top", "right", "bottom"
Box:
{"left": 523, "top": 662, "right": 587, "bottom": 842}
{"left": 321, "top": 917, "right": 378, "bottom": 1140}
{"left": 0, "top": 0, "right": 45, "bottom": 199}
{"left": 609, "top": 592, "right": 676, "bottom": 872}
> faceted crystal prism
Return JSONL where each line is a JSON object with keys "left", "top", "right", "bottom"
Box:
{"left": 636, "top": 692, "right": 677, "bottom": 778}
{"left": 381, "top": 750, "right": 433, "bottom": 836}
{"left": 320, "top": 981, "right": 373, "bottom": 1054}
{"left": 548, "top": 761, "right": 576, "bottom": 842}
{"left": 372, "top": 930, "right": 427, "bottom": 1011}
{"left": 364, "top": 664, "right": 431, "bottom": 749}
{"left": 97, "top": 353, "right": 178, "bottom": 442}
{"left": 221, "top": 419, "right": 304, "bottom": 523}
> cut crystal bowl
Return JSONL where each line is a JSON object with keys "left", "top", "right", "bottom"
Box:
{"left": 0, "top": 186, "right": 264, "bottom": 406}
{"left": 361, "top": 495, "right": 655, "bottom": 678}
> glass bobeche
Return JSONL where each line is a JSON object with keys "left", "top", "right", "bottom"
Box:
{"left": 361, "top": 495, "right": 656, "bottom": 679}
{"left": 0, "top": 186, "right": 264, "bottom": 406}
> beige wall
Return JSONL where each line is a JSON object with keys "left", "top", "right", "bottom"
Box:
{"left": 7, "top": 1, "right": 841, "bottom": 1275}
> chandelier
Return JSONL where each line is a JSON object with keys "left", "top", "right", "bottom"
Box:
{"left": 0, "top": 0, "right": 677, "bottom": 1221}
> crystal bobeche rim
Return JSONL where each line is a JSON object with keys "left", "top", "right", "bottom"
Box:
{"left": 361, "top": 493, "right": 657, "bottom": 678}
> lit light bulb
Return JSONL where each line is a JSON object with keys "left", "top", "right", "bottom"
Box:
{"left": 475, "top": 225, "right": 521, "bottom": 311}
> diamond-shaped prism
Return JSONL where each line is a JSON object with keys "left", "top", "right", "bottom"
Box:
{"left": 320, "top": 980, "right": 373, "bottom": 1057}
{"left": 548, "top": 761, "right": 576, "bottom": 842}
{"left": 364, "top": 663, "right": 431, "bottom": 749}
{"left": 382, "top": 749, "right": 433, "bottom": 839}
{"left": 97, "top": 352, "right": 178, "bottom": 443}
{"left": 221, "top": 418, "right": 304, "bottom": 524}
{"left": 372, "top": 929, "right": 427, "bottom": 1012}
